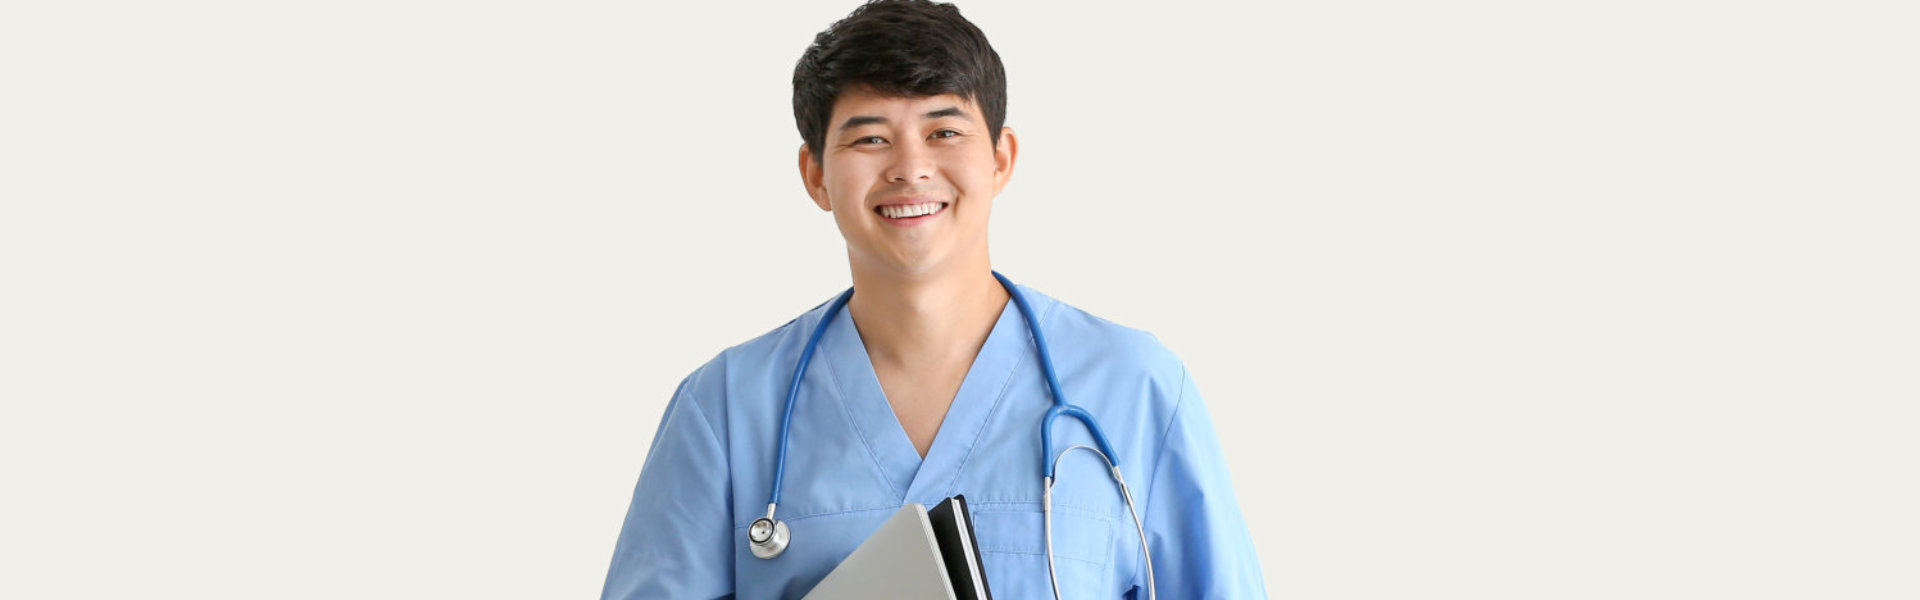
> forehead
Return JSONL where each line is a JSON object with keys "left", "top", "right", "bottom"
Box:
{"left": 829, "top": 89, "right": 982, "bottom": 131}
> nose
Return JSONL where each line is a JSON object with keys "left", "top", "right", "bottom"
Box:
{"left": 884, "top": 137, "right": 935, "bottom": 183}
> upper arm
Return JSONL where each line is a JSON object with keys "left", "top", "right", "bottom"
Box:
{"left": 1136, "top": 368, "right": 1269, "bottom": 598}
{"left": 600, "top": 373, "right": 735, "bottom": 600}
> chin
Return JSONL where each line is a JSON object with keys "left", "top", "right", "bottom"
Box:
{"left": 856, "top": 250, "right": 946, "bottom": 278}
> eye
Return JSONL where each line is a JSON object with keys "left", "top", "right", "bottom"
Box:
{"left": 851, "top": 136, "right": 886, "bottom": 146}
{"left": 931, "top": 129, "right": 960, "bottom": 139}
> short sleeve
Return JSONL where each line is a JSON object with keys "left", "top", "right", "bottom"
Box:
{"left": 1136, "top": 368, "right": 1269, "bottom": 598}
{"left": 600, "top": 374, "right": 735, "bottom": 600}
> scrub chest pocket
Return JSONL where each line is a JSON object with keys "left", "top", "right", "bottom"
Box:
{"left": 971, "top": 504, "right": 1136, "bottom": 596}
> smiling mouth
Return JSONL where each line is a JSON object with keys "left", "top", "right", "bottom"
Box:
{"left": 876, "top": 202, "right": 948, "bottom": 219}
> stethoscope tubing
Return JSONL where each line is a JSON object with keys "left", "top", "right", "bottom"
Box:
{"left": 995, "top": 271, "right": 1121, "bottom": 478}
{"left": 769, "top": 287, "right": 853, "bottom": 508}
{"left": 755, "top": 272, "right": 1155, "bottom": 599}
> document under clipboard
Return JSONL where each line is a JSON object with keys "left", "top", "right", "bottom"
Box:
{"left": 802, "top": 495, "right": 993, "bottom": 600}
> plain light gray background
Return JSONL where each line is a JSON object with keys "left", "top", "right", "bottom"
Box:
{"left": 2, "top": 1, "right": 1915, "bottom": 598}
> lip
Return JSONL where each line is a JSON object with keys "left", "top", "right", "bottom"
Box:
{"left": 873, "top": 196, "right": 946, "bottom": 208}
{"left": 873, "top": 198, "right": 949, "bottom": 228}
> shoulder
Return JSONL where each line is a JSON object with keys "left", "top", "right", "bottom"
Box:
{"left": 1015, "top": 282, "right": 1206, "bottom": 481}
{"left": 666, "top": 292, "right": 845, "bottom": 428}
{"left": 1018, "top": 282, "right": 1191, "bottom": 401}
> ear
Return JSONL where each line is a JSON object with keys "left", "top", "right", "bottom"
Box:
{"left": 991, "top": 126, "right": 1019, "bottom": 196}
{"left": 798, "top": 143, "right": 832, "bottom": 212}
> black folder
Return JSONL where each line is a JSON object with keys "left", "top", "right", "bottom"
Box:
{"left": 927, "top": 495, "right": 993, "bottom": 600}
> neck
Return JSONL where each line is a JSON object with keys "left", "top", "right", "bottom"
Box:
{"left": 845, "top": 265, "right": 1009, "bottom": 368}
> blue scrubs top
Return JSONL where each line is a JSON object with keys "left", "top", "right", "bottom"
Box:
{"left": 601, "top": 283, "right": 1267, "bottom": 599}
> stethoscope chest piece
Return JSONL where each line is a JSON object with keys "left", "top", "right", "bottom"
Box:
{"left": 748, "top": 516, "right": 790, "bottom": 559}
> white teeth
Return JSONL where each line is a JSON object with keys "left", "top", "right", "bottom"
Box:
{"left": 879, "top": 202, "right": 947, "bottom": 219}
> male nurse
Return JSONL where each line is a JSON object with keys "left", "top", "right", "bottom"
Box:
{"left": 600, "top": 1, "right": 1268, "bottom": 597}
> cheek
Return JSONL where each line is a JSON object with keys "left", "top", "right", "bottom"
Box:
{"left": 953, "top": 170, "right": 996, "bottom": 203}
{"left": 822, "top": 176, "right": 862, "bottom": 211}
{"left": 948, "top": 150, "right": 1000, "bottom": 196}
{"left": 824, "top": 163, "right": 878, "bottom": 202}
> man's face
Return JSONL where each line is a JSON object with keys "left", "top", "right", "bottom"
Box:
{"left": 800, "top": 87, "right": 1017, "bottom": 279}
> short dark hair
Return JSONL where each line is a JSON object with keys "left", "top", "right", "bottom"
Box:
{"left": 792, "top": 0, "right": 1008, "bottom": 166}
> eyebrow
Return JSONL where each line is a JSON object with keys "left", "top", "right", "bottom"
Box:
{"left": 837, "top": 106, "right": 971, "bottom": 133}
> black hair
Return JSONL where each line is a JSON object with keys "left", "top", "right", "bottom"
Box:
{"left": 792, "top": 0, "right": 1007, "bottom": 166}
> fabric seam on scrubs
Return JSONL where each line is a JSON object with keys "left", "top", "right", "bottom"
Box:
{"left": 727, "top": 504, "right": 903, "bottom": 529}
{"left": 940, "top": 285, "right": 1056, "bottom": 499}
{"left": 1134, "top": 365, "right": 1192, "bottom": 592}
{"left": 978, "top": 549, "right": 1110, "bottom": 567}
{"left": 675, "top": 369, "right": 737, "bottom": 531}
{"left": 969, "top": 499, "right": 1121, "bottom": 522}
{"left": 1144, "top": 366, "right": 1192, "bottom": 511}
{"left": 817, "top": 326, "right": 911, "bottom": 499}
{"left": 970, "top": 503, "right": 1115, "bottom": 566}
{"left": 637, "top": 374, "right": 699, "bottom": 478}
{"left": 685, "top": 367, "right": 725, "bottom": 447}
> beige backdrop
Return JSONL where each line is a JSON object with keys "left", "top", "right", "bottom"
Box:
{"left": 2, "top": 0, "right": 1915, "bottom": 598}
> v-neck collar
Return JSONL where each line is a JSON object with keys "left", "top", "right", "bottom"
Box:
{"left": 815, "top": 283, "right": 1054, "bottom": 504}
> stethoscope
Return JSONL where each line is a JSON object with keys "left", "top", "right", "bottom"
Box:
{"left": 747, "top": 271, "right": 1156, "bottom": 600}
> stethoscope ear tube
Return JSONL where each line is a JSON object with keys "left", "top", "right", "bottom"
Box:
{"left": 1046, "top": 446, "right": 1157, "bottom": 600}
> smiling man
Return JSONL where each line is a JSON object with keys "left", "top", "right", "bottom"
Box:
{"left": 799, "top": 89, "right": 1013, "bottom": 461}
{"left": 599, "top": 1, "right": 1266, "bottom": 598}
